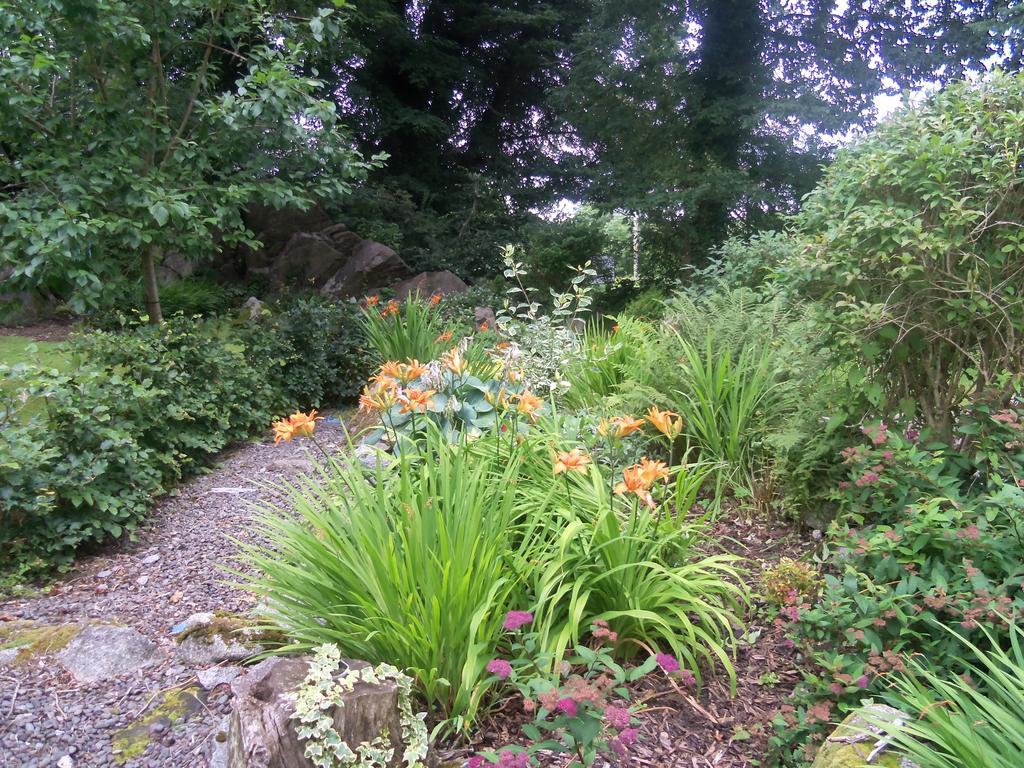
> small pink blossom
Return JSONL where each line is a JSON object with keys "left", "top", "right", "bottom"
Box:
{"left": 656, "top": 652, "right": 680, "bottom": 674}
{"left": 618, "top": 728, "right": 639, "bottom": 747}
{"left": 856, "top": 675, "right": 869, "bottom": 688}
{"left": 679, "top": 669, "right": 696, "bottom": 688}
{"left": 503, "top": 610, "right": 533, "bottom": 631}
{"left": 555, "top": 697, "right": 578, "bottom": 717}
{"left": 604, "top": 705, "right": 632, "bottom": 729}
{"left": 486, "top": 659, "right": 512, "bottom": 680}
{"left": 467, "top": 758, "right": 486, "bottom": 768}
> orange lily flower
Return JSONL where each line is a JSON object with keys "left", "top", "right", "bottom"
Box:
{"left": 359, "top": 384, "right": 397, "bottom": 413}
{"left": 378, "top": 361, "right": 403, "bottom": 379}
{"left": 513, "top": 390, "right": 543, "bottom": 421}
{"left": 637, "top": 457, "right": 670, "bottom": 486}
{"left": 381, "top": 299, "right": 400, "bottom": 318}
{"left": 442, "top": 347, "right": 468, "bottom": 375}
{"left": 598, "top": 415, "right": 645, "bottom": 439}
{"left": 646, "top": 406, "right": 683, "bottom": 440}
{"left": 272, "top": 410, "right": 322, "bottom": 444}
{"left": 478, "top": 321, "right": 490, "bottom": 332}
{"left": 364, "top": 295, "right": 380, "bottom": 307}
{"left": 614, "top": 466, "right": 655, "bottom": 509}
{"left": 399, "top": 388, "right": 436, "bottom": 414}
{"left": 553, "top": 448, "right": 592, "bottom": 476}
{"left": 429, "top": 292, "right": 442, "bottom": 306}
{"left": 398, "top": 359, "right": 428, "bottom": 382}
{"left": 435, "top": 329, "right": 453, "bottom": 344}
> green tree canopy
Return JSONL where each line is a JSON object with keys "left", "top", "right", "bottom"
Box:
{"left": 0, "top": 0, "right": 377, "bottom": 318}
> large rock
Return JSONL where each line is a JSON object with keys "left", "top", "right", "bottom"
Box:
{"left": 157, "top": 252, "right": 196, "bottom": 283}
{"left": 811, "top": 704, "right": 919, "bottom": 768}
{"left": 227, "top": 657, "right": 421, "bottom": 768}
{"left": 261, "top": 214, "right": 411, "bottom": 298}
{"left": 56, "top": 625, "right": 161, "bottom": 683}
{"left": 174, "top": 612, "right": 278, "bottom": 666}
{"left": 319, "top": 240, "right": 411, "bottom": 298}
{"left": 391, "top": 270, "right": 468, "bottom": 301}
{"left": 243, "top": 203, "right": 334, "bottom": 273}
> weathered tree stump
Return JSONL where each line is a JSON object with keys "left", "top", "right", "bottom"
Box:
{"left": 227, "top": 657, "right": 410, "bottom": 768}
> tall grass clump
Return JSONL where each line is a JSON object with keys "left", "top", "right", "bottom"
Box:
{"left": 495, "top": 427, "right": 747, "bottom": 684}
{"left": 237, "top": 428, "right": 546, "bottom": 730}
{"left": 864, "top": 623, "right": 1024, "bottom": 768}
{"left": 359, "top": 294, "right": 447, "bottom": 363}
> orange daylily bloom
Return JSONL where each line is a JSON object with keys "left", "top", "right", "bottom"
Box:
{"left": 364, "top": 295, "right": 380, "bottom": 307}
{"left": 495, "top": 342, "right": 511, "bottom": 352}
{"left": 598, "top": 415, "right": 645, "bottom": 439}
{"left": 553, "top": 448, "right": 592, "bottom": 476}
{"left": 478, "top": 321, "right": 490, "bottom": 332}
{"left": 399, "top": 388, "right": 436, "bottom": 414}
{"left": 381, "top": 299, "right": 400, "bottom": 318}
{"left": 484, "top": 387, "right": 510, "bottom": 410}
{"left": 442, "top": 347, "right": 468, "bottom": 375}
{"left": 379, "top": 361, "right": 403, "bottom": 379}
{"left": 435, "top": 330, "right": 453, "bottom": 344}
{"left": 398, "top": 359, "right": 428, "bottom": 382}
{"left": 637, "top": 457, "right": 670, "bottom": 486}
{"left": 429, "top": 292, "right": 442, "bottom": 306}
{"left": 513, "top": 390, "right": 543, "bottom": 421}
{"left": 272, "top": 410, "right": 322, "bottom": 444}
{"left": 614, "top": 466, "right": 655, "bottom": 509}
{"left": 359, "top": 384, "right": 398, "bottom": 413}
{"left": 646, "top": 406, "right": 683, "bottom": 440}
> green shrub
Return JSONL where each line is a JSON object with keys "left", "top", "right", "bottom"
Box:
{"left": 260, "top": 294, "right": 372, "bottom": 405}
{"left": 868, "top": 623, "right": 1024, "bottom": 768}
{"left": 791, "top": 73, "right": 1024, "bottom": 438}
{"left": 0, "top": 303, "right": 371, "bottom": 574}
{"left": 158, "top": 278, "right": 229, "bottom": 317}
{"left": 771, "top": 394, "right": 1024, "bottom": 763}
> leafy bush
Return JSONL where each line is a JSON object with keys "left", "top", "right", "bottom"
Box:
{"left": 473, "top": 616, "right": 661, "bottom": 767}
{"left": 359, "top": 294, "right": 447, "bottom": 364}
{"left": 0, "top": 304, "right": 371, "bottom": 573}
{"left": 242, "top": 420, "right": 747, "bottom": 733}
{"left": 791, "top": 73, "right": 1024, "bottom": 438}
{"left": 771, "top": 394, "right": 1024, "bottom": 763}
{"left": 868, "top": 622, "right": 1024, "bottom": 768}
{"left": 157, "top": 278, "right": 229, "bottom": 317}
{"left": 259, "top": 294, "right": 372, "bottom": 405}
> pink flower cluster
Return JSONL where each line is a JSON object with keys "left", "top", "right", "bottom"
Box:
{"left": 503, "top": 611, "right": 533, "bottom": 631}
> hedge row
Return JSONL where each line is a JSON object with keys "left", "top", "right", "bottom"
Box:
{"left": 0, "top": 296, "right": 371, "bottom": 575}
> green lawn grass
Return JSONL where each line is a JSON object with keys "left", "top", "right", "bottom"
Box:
{"left": 0, "top": 335, "right": 70, "bottom": 421}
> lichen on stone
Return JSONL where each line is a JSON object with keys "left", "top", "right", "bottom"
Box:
{"left": 0, "top": 620, "right": 84, "bottom": 664}
{"left": 110, "top": 686, "right": 205, "bottom": 765}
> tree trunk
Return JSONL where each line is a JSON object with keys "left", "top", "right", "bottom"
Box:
{"left": 631, "top": 212, "right": 640, "bottom": 281}
{"left": 142, "top": 244, "right": 163, "bottom": 324}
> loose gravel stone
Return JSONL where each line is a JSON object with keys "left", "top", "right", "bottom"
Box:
{"left": 0, "top": 417, "right": 355, "bottom": 768}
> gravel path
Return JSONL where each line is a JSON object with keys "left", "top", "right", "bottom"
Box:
{"left": 0, "top": 418, "right": 353, "bottom": 768}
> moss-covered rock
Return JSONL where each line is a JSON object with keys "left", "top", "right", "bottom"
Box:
{"left": 811, "top": 705, "right": 919, "bottom": 768}
{"left": 0, "top": 620, "right": 84, "bottom": 664}
{"left": 111, "top": 686, "right": 206, "bottom": 764}
{"left": 174, "top": 611, "right": 285, "bottom": 665}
